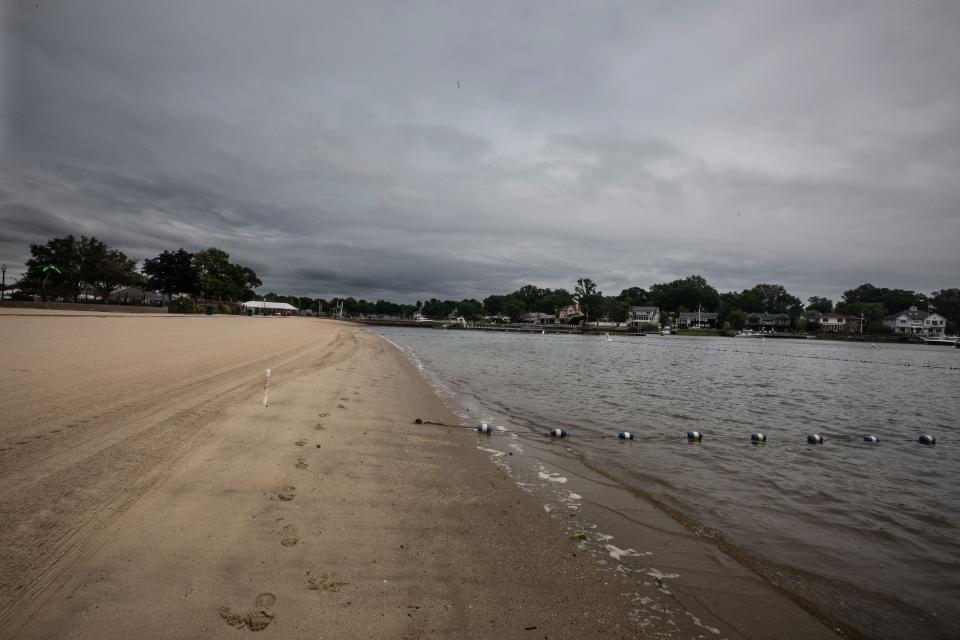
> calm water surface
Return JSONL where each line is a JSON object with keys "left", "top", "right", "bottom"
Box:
{"left": 375, "top": 328, "right": 960, "bottom": 639}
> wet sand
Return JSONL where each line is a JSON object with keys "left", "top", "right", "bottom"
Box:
{"left": 0, "top": 311, "right": 839, "bottom": 639}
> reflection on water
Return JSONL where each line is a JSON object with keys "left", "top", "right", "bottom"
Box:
{"left": 375, "top": 327, "right": 960, "bottom": 639}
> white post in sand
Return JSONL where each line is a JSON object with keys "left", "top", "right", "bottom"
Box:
{"left": 263, "top": 368, "right": 272, "bottom": 407}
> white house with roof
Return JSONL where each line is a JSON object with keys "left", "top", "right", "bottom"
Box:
{"left": 883, "top": 306, "right": 946, "bottom": 336}
{"left": 557, "top": 304, "right": 582, "bottom": 323}
{"left": 677, "top": 311, "right": 718, "bottom": 329}
{"left": 628, "top": 306, "right": 660, "bottom": 326}
{"left": 817, "top": 313, "right": 861, "bottom": 334}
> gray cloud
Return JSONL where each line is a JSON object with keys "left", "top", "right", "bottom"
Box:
{"left": 2, "top": 0, "right": 959, "bottom": 302}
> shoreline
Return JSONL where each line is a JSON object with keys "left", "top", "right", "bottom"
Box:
{"left": 0, "top": 313, "right": 858, "bottom": 638}
{"left": 1, "top": 315, "right": 642, "bottom": 638}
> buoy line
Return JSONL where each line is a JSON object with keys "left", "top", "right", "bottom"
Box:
{"left": 411, "top": 419, "right": 940, "bottom": 446}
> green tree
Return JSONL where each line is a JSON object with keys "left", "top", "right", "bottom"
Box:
{"left": 806, "top": 296, "right": 833, "bottom": 313}
{"left": 733, "top": 284, "right": 803, "bottom": 317}
{"left": 501, "top": 297, "right": 526, "bottom": 321}
{"left": 574, "top": 277, "right": 603, "bottom": 327}
{"left": 143, "top": 249, "right": 200, "bottom": 303}
{"left": 513, "top": 284, "right": 547, "bottom": 309}
{"left": 648, "top": 275, "right": 719, "bottom": 313}
{"left": 618, "top": 287, "right": 649, "bottom": 306}
{"left": 22, "top": 235, "right": 140, "bottom": 302}
{"left": 458, "top": 299, "right": 484, "bottom": 320}
{"left": 728, "top": 309, "right": 747, "bottom": 330}
{"left": 227, "top": 263, "right": 261, "bottom": 300}
{"left": 533, "top": 288, "right": 574, "bottom": 315}
{"left": 837, "top": 302, "right": 887, "bottom": 333}
{"left": 482, "top": 294, "right": 507, "bottom": 316}
{"left": 193, "top": 248, "right": 261, "bottom": 301}
{"left": 931, "top": 288, "right": 960, "bottom": 330}
{"left": 839, "top": 283, "right": 926, "bottom": 316}
{"left": 22, "top": 236, "right": 82, "bottom": 301}
{"left": 603, "top": 296, "right": 631, "bottom": 326}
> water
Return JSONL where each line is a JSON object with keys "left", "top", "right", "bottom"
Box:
{"left": 374, "top": 327, "right": 960, "bottom": 639}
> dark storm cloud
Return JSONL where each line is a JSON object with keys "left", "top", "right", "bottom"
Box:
{"left": 2, "top": 0, "right": 959, "bottom": 301}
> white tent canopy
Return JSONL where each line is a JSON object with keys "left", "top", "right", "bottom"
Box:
{"left": 241, "top": 301, "right": 298, "bottom": 311}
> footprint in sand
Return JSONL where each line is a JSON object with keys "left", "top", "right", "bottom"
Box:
{"left": 254, "top": 593, "right": 276, "bottom": 608}
{"left": 337, "top": 404, "right": 346, "bottom": 409}
{"left": 219, "top": 607, "right": 274, "bottom": 631}
{"left": 281, "top": 524, "right": 300, "bottom": 547}
{"left": 307, "top": 573, "right": 348, "bottom": 593}
{"left": 314, "top": 423, "right": 326, "bottom": 431}
{"left": 295, "top": 457, "right": 308, "bottom": 470}
{"left": 294, "top": 439, "right": 307, "bottom": 446}
{"left": 339, "top": 397, "right": 349, "bottom": 401}
{"left": 278, "top": 486, "right": 296, "bottom": 501}
{"left": 318, "top": 412, "right": 329, "bottom": 418}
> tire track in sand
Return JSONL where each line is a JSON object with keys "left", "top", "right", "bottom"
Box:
{"left": 0, "top": 323, "right": 357, "bottom": 638}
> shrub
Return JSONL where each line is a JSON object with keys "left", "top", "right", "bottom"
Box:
{"left": 168, "top": 297, "right": 196, "bottom": 314}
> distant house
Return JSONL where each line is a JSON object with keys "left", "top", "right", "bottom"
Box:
{"left": 557, "top": 304, "right": 582, "bottom": 324}
{"left": 520, "top": 312, "right": 557, "bottom": 325}
{"left": 815, "top": 313, "right": 861, "bottom": 334}
{"left": 745, "top": 312, "right": 791, "bottom": 332}
{"left": 677, "top": 311, "right": 718, "bottom": 329}
{"left": 628, "top": 306, "right": 660, "bottom": 326}
{"left": 883, "top": 307, "right": 946, "bottom": 337}
{"left": 109, "top": 286, "right": 166, "bottom": 305}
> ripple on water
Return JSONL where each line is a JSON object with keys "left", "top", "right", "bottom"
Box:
{"left": 375, "top": 328, "right": 960, "bottom": 638}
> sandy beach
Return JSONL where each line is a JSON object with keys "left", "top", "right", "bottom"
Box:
{"left": 0, "top": 312, "right": 645, "bottom": 639}
{"left": 0, "top": 310, "right": 851, "bottom": 639}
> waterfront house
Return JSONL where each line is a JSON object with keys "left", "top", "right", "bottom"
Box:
{"left": 557, "top": 304, "right": 583, "bottom": 324}
{"left": 883, "top": 307, "right": 946, "bottom": 337}
{"left": 628, "top": 306, "right": 660, "bottom": 326}
{"left": 745, "top": 312, "right": 791, "bottom": 332}
{"left": 815, "top": 313, "right": 862, "bottom": 334}
{"left": 521, "top": 312, "right": 557, "bottom": 325}
{"left": 677, "top": 311, "right": 718, "bottom": 329}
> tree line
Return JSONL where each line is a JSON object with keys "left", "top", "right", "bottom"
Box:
{"left": 262, "top": 275, "right": 958, "bottom": 333}
{"left": 10, "top": 235, "right": 261, "bottom": 304}
{"left": 5, "top": 234, "right": 957, "bottom": 331}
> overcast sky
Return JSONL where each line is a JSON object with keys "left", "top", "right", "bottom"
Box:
{"left": 2, "top": 1, "right": 959, "bottom": 302}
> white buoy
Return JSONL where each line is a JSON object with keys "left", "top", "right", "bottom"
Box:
{"left": 549, "top": 428, "right": 568, "bottom": 438}
{"left": 807, "top": 434, "right": 824, "bottom": 444}
{"left": 687, "top": 430, "right": 702, "bottom": 442}
{"left": 477, "top": 423, "right": 494, "bottom": 434}
{"left": 618, "top": 432, "right": 635, "bottom": 440}
{"left": 262, "top": 368, "right": 272, "bottom": 407}
{"left": 751, "top": 432, "right": 766, "bottom": 442}
{"left": 918, "top": 434, "right": 936, "bottom": 446}
{"left": 863, "top": 435, "right": 879, "bottom": 443}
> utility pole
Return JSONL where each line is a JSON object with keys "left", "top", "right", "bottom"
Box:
{"left": 1, "top": 263, "right": 6, "bottom": 302}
